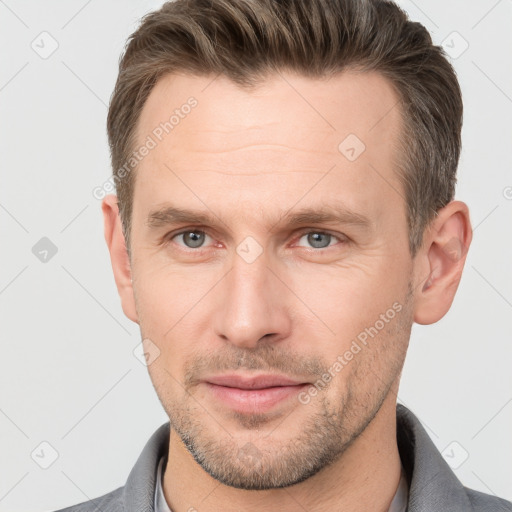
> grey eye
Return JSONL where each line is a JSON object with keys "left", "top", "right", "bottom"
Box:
{"left": 177, "top": 230, "right": 208, "bottom": 248}
{"left": 297, "top": 232, "right": 335, "bottom": 249}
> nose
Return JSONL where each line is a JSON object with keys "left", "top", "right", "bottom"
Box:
{"left": 213, "top": 246, "right": 292, "bottom": 349}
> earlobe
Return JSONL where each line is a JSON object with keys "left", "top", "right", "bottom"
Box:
{"left": 102, "top": 194, "right": 139, "bottom": 324}
{"left": 413, "top": 201, "right": 472, "bottom": 325}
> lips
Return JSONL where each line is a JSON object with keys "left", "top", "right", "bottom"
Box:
{"left": 202, "top": 373, "right": 309, "bottom": 414}
{"left": 204, "top": 373, "right": 306, "bottom": 389}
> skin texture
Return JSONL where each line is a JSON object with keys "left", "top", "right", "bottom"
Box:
{"left": 102, "top": 71, "right": 472, "bottom": 512}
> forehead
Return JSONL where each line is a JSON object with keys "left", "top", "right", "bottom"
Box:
{"left": 132, "top": 70, "right": 405, "bottom": 232}
{"left": 136, "top": 70, "right": 402, "bottom": 159}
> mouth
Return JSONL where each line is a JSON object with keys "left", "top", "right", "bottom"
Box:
{"left": 201, "top": 373, "right": 310, "bottom": 413}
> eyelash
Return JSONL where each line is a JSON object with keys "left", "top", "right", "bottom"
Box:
{"left": 163, "top": 227, "right": 347, "bottom": 252}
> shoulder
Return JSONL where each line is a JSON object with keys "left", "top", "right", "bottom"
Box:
{"left": 465, "top": 487, "right": 512, "bottom": 512}
{"left": 395, "top": 404, "right": 512, "bottom": 511}
{"left": 50, "top": 486, "right": 124, "bottom": 512}
{"left": 49, "top": 421, "right": 170, "bottom": 512}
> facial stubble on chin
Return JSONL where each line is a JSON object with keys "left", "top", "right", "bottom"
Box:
{"left": 168, "top": 388, "right": 363, "bottom": 490}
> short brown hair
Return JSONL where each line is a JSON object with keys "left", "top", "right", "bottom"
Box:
{"left": 107, "top": 0, "right": 462, "bottom": 258}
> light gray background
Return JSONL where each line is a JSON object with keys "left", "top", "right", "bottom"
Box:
{"left": 1, "top": 1, "right": 511, "bottom": 510}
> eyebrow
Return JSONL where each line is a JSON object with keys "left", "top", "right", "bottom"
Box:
{"left": 146, "top": 204, "right": 372, "bottom": 232}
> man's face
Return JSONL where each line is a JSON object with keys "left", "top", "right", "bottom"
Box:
{"left": 128, "top": 71, "right": 415, "bottom": 489}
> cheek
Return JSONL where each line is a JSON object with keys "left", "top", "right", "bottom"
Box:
{"left": 323, "top": 301, "right": 411, "bottom": 405}
{"left": 134, "top": 265, "right": 208, "bottom": 330}
{"left": 287, "top": 260, "right": 405, "bottom": 333}
{"left": 288, "top": 266, "right": 411, "bottom": 381}
{"left": 132, "top": 281, "right": 183, "bottom": 375}
{"left": 133, "top": 268, "right": 217, "bottom": 363}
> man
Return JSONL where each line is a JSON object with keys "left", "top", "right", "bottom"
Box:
{"left": 56, "top": 0, "right": 512, "bottom": 510}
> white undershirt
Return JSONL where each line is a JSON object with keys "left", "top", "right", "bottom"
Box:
{"left": 154, "top": 456, "right": 172, "bottom": 512}
{"left": 154, "top": 456, "right": 408, "bottom": 512}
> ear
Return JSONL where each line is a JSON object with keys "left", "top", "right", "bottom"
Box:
{"left": 413, "top": 200, "right": 473, "bottom": 325}
{"left": 102, "top": 194, "right": 139, "bottom": 324}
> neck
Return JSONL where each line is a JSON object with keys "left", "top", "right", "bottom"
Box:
{"left": 163, "top": 394, "right": 402, "bottom": 512}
